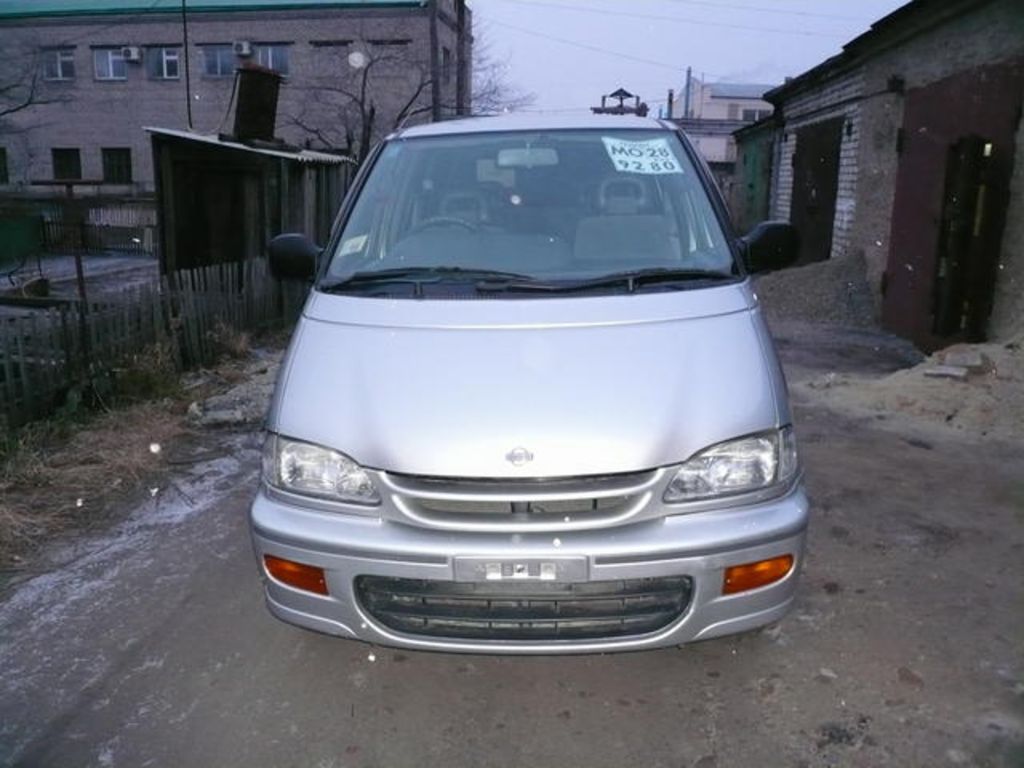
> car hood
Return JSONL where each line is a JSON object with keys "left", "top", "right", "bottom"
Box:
{"left": 268, "top": 282, "right": 787, "bottom": 478}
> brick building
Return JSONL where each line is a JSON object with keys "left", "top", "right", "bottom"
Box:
{"left": 0, "top": 0, "right": 471, "bottom": 196}
{"left": 739, "top": 0, "right": 1024, "bottom": 349}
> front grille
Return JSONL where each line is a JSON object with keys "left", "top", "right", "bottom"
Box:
{"left": 383, "top": 470, "right": 660, "bottom": 531}
{"left": 415, "top": 496, "right": 632, "bottom": 518}
{"left": 355, "top": 576, "right": 692, "bottom": 641}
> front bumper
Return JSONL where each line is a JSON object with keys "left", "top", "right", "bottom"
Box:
{"left": 249, "top": 483, "right": 809, "bottom": 654}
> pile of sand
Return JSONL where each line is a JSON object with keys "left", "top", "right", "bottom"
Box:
{"left": 755, "top": 252, "right": 878, "bottom": 329}
{"left": 804, "top": 335, "right": 1023, "bottom": 440}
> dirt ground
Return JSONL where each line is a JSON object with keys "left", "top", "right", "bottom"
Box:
{"left": 0, "top": 321, "right": 1021, "bottom": 768}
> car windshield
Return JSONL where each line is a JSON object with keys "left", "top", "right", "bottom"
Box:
{"left": 323, "top": 129, "right": 737, "bottom": 296}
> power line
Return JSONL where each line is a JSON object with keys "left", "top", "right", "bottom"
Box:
{"left": 663, "top": 0, "right": 868, "bottom": 22}
{"left": 485, "top": 18, "right": 685, "bottom": 71}
{"left": 488, "top": 0, "right": 853, "bottom": 37}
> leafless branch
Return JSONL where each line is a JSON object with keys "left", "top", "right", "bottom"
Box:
{"left": 283, "top": 25, "right": 533, "bottom": 163}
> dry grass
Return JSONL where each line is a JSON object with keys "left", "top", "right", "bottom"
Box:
{"left": 209, "top": 320, "right": 252, "bottom": 361}
{"left": 0, "top": 330, "right": 290, "bottom": 573}
{"left": 0, "top": 400, "right": 187, "bottom": 570}
{"left": 111, "top": 342, "right": 182, "bottom": 403}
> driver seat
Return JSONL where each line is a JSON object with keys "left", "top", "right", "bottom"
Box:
{"left": 439, "top": 190, "right": 488, "bottom": 226}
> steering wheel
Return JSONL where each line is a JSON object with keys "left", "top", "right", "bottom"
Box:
{"left": 408, "top": 216, "right": 478, "bottom": 235}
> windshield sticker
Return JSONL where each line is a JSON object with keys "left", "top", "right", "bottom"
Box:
{"left": 339, "top": 234, "right": 367, "bottom": 256}
{"left": 602, "top": 137, "right": 682, "bottom": 175}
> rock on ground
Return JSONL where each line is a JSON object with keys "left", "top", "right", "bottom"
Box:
{"left": 188, "top": 351, "right": 283, "bottom": 428}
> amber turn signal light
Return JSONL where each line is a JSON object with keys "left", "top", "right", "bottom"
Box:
{"left": 264, "top": 555, "right": 329, "bottom": 595}
{"left": 723, "top": 555, "right": 794, "bottom": 595}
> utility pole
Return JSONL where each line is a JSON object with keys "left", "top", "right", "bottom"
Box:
{"left": 429, "top": 0, "right": 441, "bottom": 121}
{"left": 455, "top": 0, "right": 468, "bottom": 115}
{"left": 683, "top": 66, "right": 692, "bottom": 119}
{"left": 181, "top": 0, "right": 193, "bottom": 129}
{"left": 667, "top": 88, "right": 674, "bottom": 119}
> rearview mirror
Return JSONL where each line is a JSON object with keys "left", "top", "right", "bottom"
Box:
{"left": 497, "top": 147, "right": 559, "bottom": 168}
{"left": 268, "top": 233, "right": 320, "bottom": 281}
{"left": 740, "top": 221, "right": 800, "bottom": 273}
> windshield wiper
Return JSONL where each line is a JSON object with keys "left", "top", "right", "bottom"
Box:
{"left": 476, "top": 268, "right": 737, "bottom": 294}
{"left": 320, "top": 266, "right": 538, "bottom": 296}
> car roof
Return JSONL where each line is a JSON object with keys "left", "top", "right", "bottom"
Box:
{"left": 395, "top": 113, "right": 672, "bottom": 139}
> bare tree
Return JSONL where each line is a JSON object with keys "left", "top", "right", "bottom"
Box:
{"left": 1, "top": 37, "right": 64, "bottom": 131}
{"left": 285, "top": 40, "right": 436, "bottom": 163}
{"left": 284, "top": 27, "right": 534, "bottom": 162}
{"left": 470, "top": 28, "right": 535, "bottom": 116}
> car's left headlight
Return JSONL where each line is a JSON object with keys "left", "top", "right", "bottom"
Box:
{"left": 663, "top": 427, "right": 798, "bottom": 503}
{"left": 262, "top": 434, "right": 381, "bottom": 506}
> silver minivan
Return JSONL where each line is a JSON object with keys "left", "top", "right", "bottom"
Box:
{"left": 251, "top": 114, "right": 807, "bottom": 654}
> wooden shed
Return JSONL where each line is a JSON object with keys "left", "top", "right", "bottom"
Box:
{"left": 147, "top": 127, "right": 354, "bottom": 273}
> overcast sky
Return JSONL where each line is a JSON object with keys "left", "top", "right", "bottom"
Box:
{"left": 473, "top": 0, "right": 910, "bottom": 113}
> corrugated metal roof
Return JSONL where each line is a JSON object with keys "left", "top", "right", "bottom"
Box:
{"left": 145, "top": 126, "right": 357, "bottom": 165}
{"left": 0, "top": 0, "right": 422, "bottom": 20}
{"left": 706, "top": 83, "right": 774, "bottom": 100}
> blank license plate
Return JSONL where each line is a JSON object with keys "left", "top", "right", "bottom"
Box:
{"left": 453, "top": 556, "right": 588, "bottom": 582}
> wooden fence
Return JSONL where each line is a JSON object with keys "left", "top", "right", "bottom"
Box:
{"left": 40, "top": 219, "right": 155, "bottom": 256}
{"left": 0, "top": 258, "right": 308, "bottom": 429}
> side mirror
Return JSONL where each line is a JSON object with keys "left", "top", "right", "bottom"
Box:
{"left": 268, "top": 233, "right": 321, "bottom": 281}
{"left": 740, "top": 221, "right": 800, "bottom": 274}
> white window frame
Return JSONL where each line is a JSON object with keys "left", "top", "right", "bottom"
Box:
{"left": 94, "top": 48, "right": 127, "bottom": 81}
{"left": 44, "top": 49, "right": 76, "bottom": 81}
{"left": 160, "top": 47, "right": 180, "bottom": 79}
{"left": 255, "top": 44, "right": 289, "bottom": 75}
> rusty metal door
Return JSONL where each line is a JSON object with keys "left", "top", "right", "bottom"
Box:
{"left": 882, "top": 57, "right": 1023, "bottom": 349}
{"left": 789, "top": 117, "right": 843, "bottom": 265}
{"left": 932, "top": 135, "right": 1005, "bottom": 340}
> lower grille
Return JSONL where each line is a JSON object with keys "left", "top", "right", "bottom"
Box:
{"left": 355, "top": 576, "right": 692, "bottom": 641}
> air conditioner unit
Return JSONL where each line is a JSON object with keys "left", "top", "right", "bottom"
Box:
{"left": 233, "top": 41, "right": 253, "bottom": 57}
{"left": 121, "top": 46, "right": 143, "bottom": 62}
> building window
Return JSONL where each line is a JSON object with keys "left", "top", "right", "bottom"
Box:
{"left": 102, "top": 148, "right": 132, "bottom": 183}
{"left": 147, "top": 46, "right": 180, "bottom": 79}
{"left": 368, "top": 38, "right": 412, "bottom": 47}
{"left": 727, "top": 103, "right": 739, "bottom": 119}
{"left": 0, "top": 147, "right": 8, "bottom": 185}
{"left": 742, "top": 108, "right": 772, "bottom": 122}
{"left": 309, "top": 39, "right": 353, "bottom": 48}
{"left": 255, "top": 44, "right": 290, "bottom": 74}
{"left": 94, "top": 48, "right": 127, "bottom": 80}
{"left": 441, "top": 46, "right": 452, "bottom": 84}
{"left": 52, "top": 148, "right": 82, "bottom": 180}
{"left": 43, "top": 48, "right": 76, "bottom": 81}
{"left": 202, "top": 45, "right": 235, "bottom": 77}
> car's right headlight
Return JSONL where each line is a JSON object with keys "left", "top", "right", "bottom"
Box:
{"left": 663, "top": 427, "right": 799, "bottom": 503}
{"left": 262, "top": 434, "right": 381, "bottom": 506}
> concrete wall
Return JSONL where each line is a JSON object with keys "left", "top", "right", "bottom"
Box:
{"left": 670, "top": 81, "right": 771, "bottom": 121}
{"left": 688, "top": 134, "right": 731, "bottom": 164}
{"left": 989, "top": 113, "right": 1024, "bottom": 339}
{"left": 0, "top": 6, "right": 467, "bottom": 194}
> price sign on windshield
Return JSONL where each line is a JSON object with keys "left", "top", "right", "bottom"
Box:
{"left": 602, "top": 137, "right": 683, "bottom": 175}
